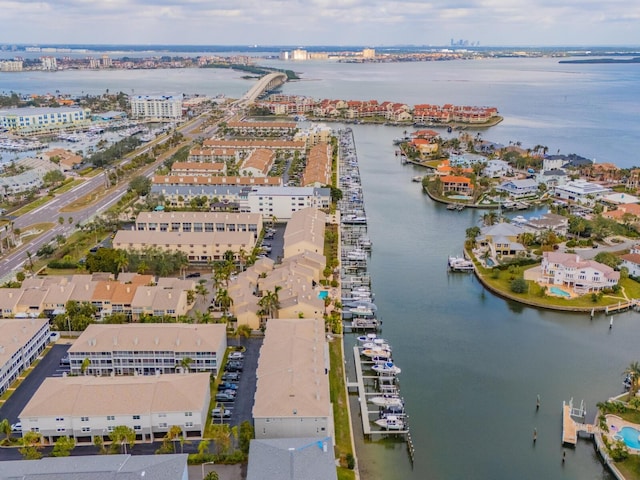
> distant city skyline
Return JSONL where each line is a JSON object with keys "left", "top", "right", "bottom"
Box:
{"left": 1, "top": 0, "right": 639, "bottom": 47}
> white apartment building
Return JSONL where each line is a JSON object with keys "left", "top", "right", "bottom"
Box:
{"left": 0, "top": 318, "right": 50, "bottom": 395}
{"left": 0, "top": 107, "right": 91, "bottom": 133}
{"left": 253, "top": 318, "right": 333, "bottom": 440}
{"left": 0, "top": 60, "right": 23, "bottom": 72}
{"left": 67, "top": 323, "right": 227, "bottom": 376}
{"left": 246, "top": 187, "right": 331, "bottom": 220}
{"left": 19, "top": 373, "right": 211, "bottom": 443}
{"left": 540, "top": 251, "right": 620, "bottom": 293}
{"left": 130, "top": 95, "right": 182, "bottom": 120}
{"left": 133, "top": 211, "right": 262, "bottom": 237}
{"left": 553, "top": 179, "right": 611, "bottom": 206}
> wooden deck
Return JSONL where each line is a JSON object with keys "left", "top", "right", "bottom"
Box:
{"left": 562, "top": 402, "right": 578, "bottom": 445}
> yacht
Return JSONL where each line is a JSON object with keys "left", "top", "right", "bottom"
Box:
{"left": 369, "top": 394, "right": 404, "bottom": 408}
{"left": 372, "top": 361, "right": 402, "bottom": 376}
{"left": 373, "top": 415, "right": 405, "bottom": 431}
{"left": 448, "top": 256, "right": 475, "bottom": 272}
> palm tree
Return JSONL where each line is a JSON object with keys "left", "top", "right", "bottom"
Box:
{"left": 0, "top": 418, "right": 11, "bottom": 442}
{"left": 215, "top": 288, "right": 233, "bottom": 317}
{"left": 180, "top": 357, "right": 193, "bottom": 373}
{"left": 482, "top": 212, "right": 498, "bottom": 226}
{"left": 25, "top": 250, "right": 34, "bottom": 273}
{"left": 258, "top": 286, "right": 281, "bottom": 320}
{"left": 195, "top": 279, "right": 209, "bottom": 303}
{"left": 167, "top": 425, "right": 183, "bottom": 453}
{"left": 624, "top": 362, "right": 640, "bottom": 397}
{"left": 115, "top": 250, "right": 129, "bottom": 274}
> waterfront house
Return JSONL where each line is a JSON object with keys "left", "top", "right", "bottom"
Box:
{"left": 483, "top": 160, "right": 512, "bottom": 178}
{"left": 537, "top": 169, "right": 567, "bottom": 188}
{"left": 283, "top": 208, "right": 326, "bottom": 258}
{"left": 602, "top": 203, "right": 640, "bottom": 224}
{"left": 526, "top": 213, "right": 569, "bottom": 236}
{"left": 496, "top": 179, "right": 538, "bottom": 199}
{"left": 540, "top": 251, "right": 619, "bottom": 293}
{"left": 301, "top": 143, "right": 331, "bottom": 187}
{"left": 477, "top": 223, "right": 528, "bottom": 257}
{"left": 553, "top": 180, "right": 611, "bottom": 206}
{"left": 440, "top": 175, "right": 473, "bottom": 195}
{"left": 435, "top": 160, "right": 473, "bottom": 177}
{"left": 621, "top": 251, "right": 640, "bottom": 278}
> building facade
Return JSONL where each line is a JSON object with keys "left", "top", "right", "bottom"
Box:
{"left": 130, "top": 95, "right": 182, "bottom": 120}
{"left": 0, "top": 107, "right": 91, "bottom": 133}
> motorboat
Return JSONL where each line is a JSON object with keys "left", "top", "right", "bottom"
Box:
{"left": 363, "top": 339, "right": 390, "bottom": 350}
{"left": 412, "top": 176, "right": 423, "bottom": 182}
{"left": 372, "top": 361, "right": 402, "bottom": 376}
{"left": 349, "top": 305, "right": 375, "bottom": 317}
{"left": 346, "top": 249, "right": 367, "bottom": 261}
{"left": 361, "top": 348, "right": 392, "bottom": 360}
{"left": 352, "top": 317, "right": 381, "bottom": 329}
{"left": 373, "top": 415, "right": 405, "bottom": 430}
{"left": 448, "top": 256, "right": 474, "bottom": 272}
{"left": 358, "top": 236, "right": 373, "bottom": 249}
{"left": 357, "top": 333, "right": 378, "bottom": 344}
{"left": 369, "top": 395, "right": 404, "bottom": 408}
{"left": 380, "top": 405, "right": 405, "bottom": 417}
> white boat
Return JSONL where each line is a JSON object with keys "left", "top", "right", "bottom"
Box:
{"left": 350, "top": 305, "right": 374, "bottom": 317}
{"left": 346, "top": 249, "right": 367, "bottom": 261}
{"left": 357, "top": 333, "right": 378, "bottom": 344}
{"left": 373, "top": 415, "right": 405, "bottom": 430}
{"left": 358, "top": 236, "right": 373, "bottom": 249}
{"left": 448, "top": 256, "right": 474, "bottom": 272}
{"left": 342, "top": 214, "right": 368, "bottom": 225}
{"left": 372, "top": 361, "right": 402, "bottom": 375}
{"left": 412, "top": 176, "right": 423, "bottom": 182}
{"left": 352, "top": 317, "right": 381, "bottom": 330}
{"left": 361, "top": 348, "right": 392, "bottom": 359}
{"left": 369, "top": 395, "right": 404, "bottom": 408}
{"left": 363, "top": 341, "right": 391, "bottom": 351}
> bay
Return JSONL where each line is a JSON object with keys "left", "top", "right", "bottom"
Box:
{"left": 2, "top": 57, "right": 640, "bottom": 478}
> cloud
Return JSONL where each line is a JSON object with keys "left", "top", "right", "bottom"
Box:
{"left": 0, "top": 0, "right": 638, "bottom": 45}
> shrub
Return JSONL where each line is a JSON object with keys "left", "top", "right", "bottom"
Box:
{"left": 346, "top": 453, "right": 355, "bottom": 470}
{"left": 48, "top": 260, "right": 79, "bottom": 269}
{"left": 510, "top": 278, "right": 528, "bottom": 294}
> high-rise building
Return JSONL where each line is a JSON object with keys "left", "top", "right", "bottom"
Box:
{"left": 362, "top": 48, "right": 376, "bottom": 59}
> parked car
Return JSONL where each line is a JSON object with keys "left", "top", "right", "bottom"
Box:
{"left": 217, "top": 382, "right": 238, "bottom": 391}
{"left": 222, "top": 372, "right": 240, "bottom": 382}
{"left": 186, "top": 272, "right": 201, "bottom": 278}
{"left": 60, "top": 356, "right": 70, "bottom": 366}
{"left": 215, "top": 392, "right": 235, "bottom": 402}
{"left": 211, "top": 408, "right": 231, "bottom": 418}
{"left": 226, "top": 361, "right": 244, "bottom": 371}
{"left": 228, "top": 352, "right": 244, "bottom": 360}
{"left": 11, "top": 422, "right": 21, "bottom": 432}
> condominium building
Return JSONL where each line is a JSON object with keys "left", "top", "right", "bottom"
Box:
{"left": 253, "top": 318, "right": 333, "bottom": 440}
{"left": 0, "top": 106, "right": 91, "bottom": 133}
{"left": 0, "top": 60, "right": 23, "bottom": 72}
{"left": 19, "top": 373, "right": 211, "bottom": 443}
{"left": 133, "top": 211, "right": 262, "bottom": 237}
{"left": 112, "top": 229, "right": 256, "bottom": 264}
{"left": 247, "top": 187, "right": 331, "bottom": 220}
{"left": 283, "top": 207, "right": 326, "bottom": 258}
{"left": 202, "top": 139, "right": 306, "bottom": 156}
{"left": 301, "top": 142, "right": 331, "bottom": 187}
{"left": 68, "top": 323, "right": 226, "bottom": 376}
{"left": 170, "top": 161, "right": 227, "bottom": 176}
{"left": 239, "top": 149, "right": 276, "bottom": 177}
{"left": 130, "top": 95, "right": 182, "bottom": 120}
{"left": 0, "top": 318, "right": 50, "bottom": 395}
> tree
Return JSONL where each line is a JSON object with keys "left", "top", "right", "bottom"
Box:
{"left": 204, "top": 472, "right": 220, "bottom": 480}
{"left": 465, "top": 226, "right": 481, "bottom": 247}
{"left": 482, "top": 211, "right": 498, "bottom": 226}
{"left": 258, "top": 286, "right": 281, "bottom": 320}
{"left": 0, "top": 418, "right": 11, "bottom": 442}
{"left": 115, "top": 250, "right": 129, "bottom": 274}
{"left": 215, "top": 288, "right": 233, "bottom": 317}
{"left": 167, "top": 425, "right": 183, "bottom": 453}
{"left": 238, "top": 420, "right": 254, "bottom": 454}
{"left": 109, "top": 425, "right": 136, "bottom": 454}
{"left": 624, "top": 362, "right": 640, "bottom": 397}
{"left": 19, "top": 431, "right": 43, "bottom": 460}
{"left": 594, "top": 252, "right": 622, "bottom": 269}
{"left": 81, "top": 357, "right": 91, "bottom": 375}
{"left": 51, "top": 435, "right": 75, "bottom": 457}
{"left": 236, "top": 324, "right": 252, "bottom": 338}
{"left": 58, "top": 216, "right": 65, "bottom": 226}
{"left": 510, "top": 278, "right": 528, "bottom": 294}
{"left": 25, "top": 250, "right": 34, "bottom": 273}
{"left": 43, "top": 169, "right": 65, "bottom": 186}
{"left": 128, "top": 175, "right": 152, "bottom": 197}
{"left": 180, "top": 357, "right": 193, "bottom": 372}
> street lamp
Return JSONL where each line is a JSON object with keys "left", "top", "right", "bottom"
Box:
{"left": 201, "top": 461, "right": 215, "bottom": 479}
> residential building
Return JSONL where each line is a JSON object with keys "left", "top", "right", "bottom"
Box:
{"left": 448, "top": 152, "right": 488, "bottom": 167}
{"left": 478, "top": 223, "right": 528, "bottom": 257}
{"left": 170, "top": 161, "right": 227, "bottom": 176}
{"left": 537, "top": 169, "right": 567, "bottom": 188}
{"left": 283, "top": 208, "right": 326, "bottom": 258}
{"left": 151, "top": 184, "right": 245, "bottom": 207}
{"left": 553, "top": 179, "right": 611, "bottom": 206}
{"left": 621, "top": 251, "right": 640, "bottom": 278}
{"left": 38, "top": 148, "right": 83, "bottom": 171}
{"left": 291, "top": 49, "right": 308, "bottom": 61}
{"left": 0, "top": 318, "right": 49, "bottom": 395}
{"left": 496, "top": 179, "right": 539, "bottom": 199}
{"left": 239, "top": 149, "right": 276, "bottom": 177}
{"left": 68, "top": 323, "right": 226, "bottom": 376}
{"left": 0, "top": 60, "right": 23, "bottom": 72}
{"left": 226, "top": 121, "right": 297, "bottom": 136}
{"left": 362, "top": 48, "right": 376, "bottom": 58}
{"left": 483, "top": 160, "right": 512, "bottom": 178}
{"left": 253, "top": 318, "right": 333, "bottom": 440}
{"left": 130, "top": 95, "right": 182, "bottom": 120}
{"left": 301, "top": 143, "right": 331, "bottom": 187}
{"left": 601, "top": 192, "right": 640, "bottom": 205}
{"left": 19, "top": 373, "right": 211, "bottom": 443}
{"left": 0, "top": 455, "right": 188, "bottom": 480}
{"left": 151, "top": 175, "right": 282, "bottom": 187}
{"left": 411, "top": 138, "right": 438, "bottom": 156}
{"left": 526, "top": 213, "right": 569, "bottom": 236}
{"left": 602, "top": 204, "right": 640, "bottom": 223}
{"left": 440, "top": 175, "right": 473, "bottom": 195}
{"left": 247, "top": 437, "right": 337, "bottom": 480}
{"left": 188, "top": 147, "right": 238, "bottom": 163}
{"left": 133, "top": 211, "right": 262, "bottom": 238}
{"left": 112, "top": 229, "right": 256, "bottom": 264}
{"left": 246, "top": 186, "right": 331, "bottom": 220}
{"left": 540, "top": 251, "right": 619, "bottom": 293}
{"left": 0, "top": 106, "right": 91, "bottom": 133}
{"left": 202, "top": 139, "right": 305, "bottom": 156}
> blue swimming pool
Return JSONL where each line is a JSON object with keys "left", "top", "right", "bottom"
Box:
{"left": 616, "top": 426, "right": 640, "bottom": 449}
{"left": 318, "top": 291, "right": 329, "bottom": 300}
{"left": 549, "top": 286, "right": 571, "bottom": 298}
{"left": 486, "top": 258, "right": 495, "bottom": 267}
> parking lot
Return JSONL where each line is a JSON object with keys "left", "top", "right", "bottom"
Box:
{"left": 212, "top": 336, "right": 262, "bottom": 429}
{"left": 0, "top": 343, "right": 70, "bottom": 426}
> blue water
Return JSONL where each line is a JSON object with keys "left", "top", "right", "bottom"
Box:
{"left": 550, "top": 286, "right": 571, "bottom": 298}
{"left": 617, "top": 426, "right": 640, "bottom": 449}
{"left": 448, "top": 195, "right": 472, "bottom": 200}
{"left": 318, "top": 290, "right": 329, "bottom": 300}
{"left": 486, "top": 258, "right": 495, "bottom": 267}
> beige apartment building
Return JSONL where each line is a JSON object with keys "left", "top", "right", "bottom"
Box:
{"left": 133, "top": 211, "right": 262, "bottom": 237}
{"left": 239, "top": 149, "right": 276, "bottom": 178}
{"left": 283, "top": 208, "right": 326, "bottom": 258}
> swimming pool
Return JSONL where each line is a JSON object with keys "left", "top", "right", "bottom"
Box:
{"left": 449, "top": 195, "right": 472, "bottom": 200}
{"left": 549, "top": 286, "right": 571, "bottom": 298}
{"left": 486, "top": 258, "right": 495, "bottom": 267}
{"left": 318, "top": 291, "right": 329, "bottom": 300}
{"left": 615, "top": 426, "right": 640, "bottom": 449}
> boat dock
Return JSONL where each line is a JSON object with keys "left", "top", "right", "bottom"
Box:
{"left": 605, "top": 299, "right": 639, "bottom": 315}
{"left": 562, "top": 398, "right": 599, "bottom": 446}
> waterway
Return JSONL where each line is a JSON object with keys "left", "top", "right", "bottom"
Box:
{"left": 2, "top": 57, "right": 640, "bottom": 478}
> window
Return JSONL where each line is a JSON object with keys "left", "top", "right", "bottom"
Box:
{"left": 107, "top": 416, "right": 115, "bottom": 421}
{"left": 185, "top": 422, "right": 193, "bottom": 427}
{"left": 185, "top": 412, "right": 192, "bottom": 417}
{"left": 159, "top": 422, "right": 167, "bottom": 428}
{"left": 134, "top": 425, "right": 141, "bottom": 431}
{"left": 81, "top": 417, "right": 89, "bottom": 422}
{"left": 56, "top": 427, "right": 66, "bottom": 432}
{"left": 133, "top": 415, "right": 141, "bottom": 420}
{"left": 55, "top": 417, "right": 64, "bottom": 422}
{"left": 81, "top": 427, "right": 91, "bottom": 433}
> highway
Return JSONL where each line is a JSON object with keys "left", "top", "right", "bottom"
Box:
{"left": 0, "top": 112, "right": 214, "bottom": 282}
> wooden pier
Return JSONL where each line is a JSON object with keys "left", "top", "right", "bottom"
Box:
{"left": 605, "top": 300, "right": 638, "bottom": 315}
{"left": 562, "top": 399, "right": 599, "bottom": 446}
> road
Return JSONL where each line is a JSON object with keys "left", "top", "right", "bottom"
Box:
{"left": 0, "top": 111, "right": 219, "bottom": 282}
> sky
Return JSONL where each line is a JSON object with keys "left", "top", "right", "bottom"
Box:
{"left": 1, "top": 0, "right": 639, "bottom": 47}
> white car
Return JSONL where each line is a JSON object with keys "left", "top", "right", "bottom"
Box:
{"left": 228, "top": 352, "right": 244, "bottom": 360}
{"left": 11, "top": 422, "right": 21, "bottom": 432}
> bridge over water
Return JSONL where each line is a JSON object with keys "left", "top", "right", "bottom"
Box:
{"left": 236, "top": 72, "right": 287, "bottom": 106}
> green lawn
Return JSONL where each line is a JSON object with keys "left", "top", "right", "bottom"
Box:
{"left": 50, "top": 179, "right": 84, "bottom": 194}
{"left": 477, "top": 263, "right": 640, "bottom": 309}
{"left": 11, "top": 196, "right": 52, "bottom": 216}
{"left": 329, "top": 339, "right": 355, "bottom": 473}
